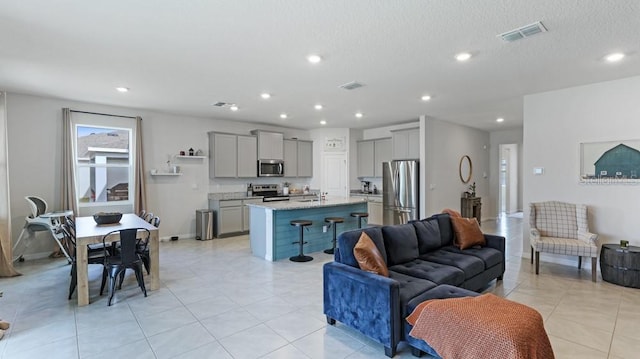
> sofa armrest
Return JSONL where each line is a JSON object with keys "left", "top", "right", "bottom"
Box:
{"left": 530, "top": 228, "right": 540, "bottom": 241}
{"left": 323, "top": 262, "right": 400, "bottom": 351}
{"left": 578, "top": 230, "right": 598, "bottom": 244}
{"left": 483, "top": 234, "right": 506, "bottom": 277}
{"left": 484, "top": 234, "right": 505, "bottom": 254}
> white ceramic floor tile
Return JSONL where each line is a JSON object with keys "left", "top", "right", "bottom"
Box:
{"left": 260, "top": 344, "right": 312, "bottom": 359}
{"left": 4, "top": 336, "right": 78, "bottom": 359}
{"left": 265, "top": 310, "right": 327, "bottom": 342}
{"left": 172, "top": 341, "right": 233, "bottom": 359}
{"left": 137, "top": 306, "right": 197, "bottom": 337}
{"left": 219, "top": 324, "right": 288, "bottom": 359}
{"left": 292, "top": 326, "right": 365, "bottom": 359}
{"left": 200, "top": 308, "right": 262, "bottom": 339}
{"left": 83, "top": 338, "right": 156, "bottom": 359}
{"left": 78, "top": 319, "right": 145, "bottom": 358}
{"left": 147, "top": 322, "right": 216, "bottom": 359}
{"left": 243, "top": 295, "right": 298, "bottom": 321}
{"left": 185, "top": 294, "right": 237, "bottom": 320}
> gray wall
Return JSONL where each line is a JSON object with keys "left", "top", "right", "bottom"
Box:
{"left": 523, "top": 75, "right": 640, "bottom": 261}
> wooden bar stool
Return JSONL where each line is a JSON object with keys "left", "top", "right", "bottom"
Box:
{"left": 290, "top": 220, "right": 313, "bottom": 262}
{"left": 323, "top": 217, "right": 344, "bottom": 255}
{"left": 350, "top": 212, "right": 369, "bottom": 228}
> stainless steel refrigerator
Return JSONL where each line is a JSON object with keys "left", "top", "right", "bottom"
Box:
{"left": 383, "top": 160, "right": 419, "bottom": 225}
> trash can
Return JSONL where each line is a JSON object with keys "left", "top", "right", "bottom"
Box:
{"left": 196, "top": 209, "right": 214, "bottom": 240}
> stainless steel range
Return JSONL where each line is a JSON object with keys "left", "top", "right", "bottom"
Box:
{"left": 252, "top": 184, "right": 290, "bottom": 202}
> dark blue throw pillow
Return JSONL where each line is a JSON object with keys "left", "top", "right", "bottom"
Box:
{"left": 413, "top": 218, "right": 441, "bottom": 254}
{"left": 382, "top": 224, "right": 419, "bottom": 265}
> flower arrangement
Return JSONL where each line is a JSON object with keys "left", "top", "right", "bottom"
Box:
{"left": 467, "top": 182, "right": 476, "bottom": 197}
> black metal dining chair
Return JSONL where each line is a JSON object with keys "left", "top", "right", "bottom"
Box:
{"left": 62, "top": 217, "right": 109, "bottom": 300}
{"left": 99, "top": 228, "right": 149, "bottom": 306}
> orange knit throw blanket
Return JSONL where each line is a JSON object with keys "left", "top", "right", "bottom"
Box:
{"left": 408, "top": 294, "right": 554, "bottom": 359}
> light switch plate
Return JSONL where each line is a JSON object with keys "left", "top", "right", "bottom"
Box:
{"left": 533, "top": 167, "right": 544, "bottom": 175}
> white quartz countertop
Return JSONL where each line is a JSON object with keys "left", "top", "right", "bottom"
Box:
{"left": 246, "top": 197, "right": 367, "bottom": 210}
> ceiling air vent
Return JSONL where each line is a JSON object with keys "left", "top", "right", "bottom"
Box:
{"left": 498, "top": 21, "right": 547, "bottom": 42}
{"left": 212, "top": 102, "right": 228, "bottom": 107}
{"left": 339, "top": 81, "right": 364, "bottom": 90}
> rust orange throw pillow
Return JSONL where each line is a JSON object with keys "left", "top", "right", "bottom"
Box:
{"left": 353, "top": 232, "right": 389, "bottom": 277}
{"left": 441, "top": 208, "right": 462, "bottom": 218}
{"left": 450, "top": 216, "right": 485, "bottom": 250}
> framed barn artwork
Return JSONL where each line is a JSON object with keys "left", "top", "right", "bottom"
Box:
{"left": 580, "top": 139, "right": 640, "bottom": 184}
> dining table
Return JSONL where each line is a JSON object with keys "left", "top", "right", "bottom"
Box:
{"left": 74, "top": 213, "right": 159, "bottom": 306}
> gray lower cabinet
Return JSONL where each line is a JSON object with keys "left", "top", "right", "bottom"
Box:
{"left": 368, "top": 200, "right": 383, "bottom": 225}
{"left": 210, "top": 198, "right": 263, "bottom": 237}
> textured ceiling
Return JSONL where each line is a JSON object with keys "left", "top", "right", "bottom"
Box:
{"left": 1, "top": 1, "right": 639, "bottom": 131}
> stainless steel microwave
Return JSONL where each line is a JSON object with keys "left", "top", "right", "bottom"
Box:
{"left": 258, "top": 159, "right": 284, "bottom": 177}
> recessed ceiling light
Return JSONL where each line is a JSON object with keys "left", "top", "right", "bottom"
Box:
{"left": 455, "top": 52, "right": 472, "bottom": 62}
{"left": 355, "top": 112, "right": 363, "bottom": 118}
{"left": 605, "top": 52, "right": 625, "bottom": 62}
{"left": 421, "top": 95, "right": 431, "bottom": 101}
{"left": 230, "top": 105, "right": 239, "bottom": 111}
{"left": 320, "top": 120, "right": 327, "bottom": 125}
{"left": 314, "top": 104, "right": 323, "bottom": 110}
{"left": 307, "top": 54, "right": 322, "bottom": 64}
{"left": 280, "top": 113, "right": 287, "bottom": 119}
{"left": 261, "top": 93, "right": 271, "bottom": 99}
{"left": 116, "top": 87, "right": 129, "bottom": 92}
{"left": 496, "top": 117, "right": 504, "bottom": 123}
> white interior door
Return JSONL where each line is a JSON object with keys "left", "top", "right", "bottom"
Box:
{"left": 322, "top": 153, "right": 347, "bottom": 198}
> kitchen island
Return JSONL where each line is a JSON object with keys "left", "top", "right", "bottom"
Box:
{"left": 247, "top": 197, "right": 368, "bottom": 261}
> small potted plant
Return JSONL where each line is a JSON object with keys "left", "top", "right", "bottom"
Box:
{"left": 282, "top": 182, "right": 290, "bottom": 195}
{"left": 467, "top": 182, "right": 476, "bottom": 197}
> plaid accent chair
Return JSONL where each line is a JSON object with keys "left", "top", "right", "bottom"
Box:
{"left": 529, "top": 201, "right": 599, "bottom": 282}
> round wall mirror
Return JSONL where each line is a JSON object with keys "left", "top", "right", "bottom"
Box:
{"left": 459, "top": 155, "right": 472, "bottom": 183}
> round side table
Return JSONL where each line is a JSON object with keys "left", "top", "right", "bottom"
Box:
{"left": 600, "top": 244, "right": 640, "bottom": 288}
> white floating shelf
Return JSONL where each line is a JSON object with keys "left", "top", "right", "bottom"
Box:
{"left": 150, "top": 172, "right": 183, "bottom": 176}
{"left": 175, "top": 155, "right": 206, "bottom": 159}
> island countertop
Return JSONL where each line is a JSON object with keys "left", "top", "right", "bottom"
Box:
{"left": 246, "top": 197, "right": 367, "bottom": 210}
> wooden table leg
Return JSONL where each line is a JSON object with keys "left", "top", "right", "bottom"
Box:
{"left": 150, "top": 231, "right": 159, "bottom": 290}
{"left": 76, "top": 243, "right": 89, "bottom": 306}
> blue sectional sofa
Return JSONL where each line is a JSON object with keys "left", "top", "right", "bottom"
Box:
{"left": 323, "top": 213, "right": 505, "bottom": 357}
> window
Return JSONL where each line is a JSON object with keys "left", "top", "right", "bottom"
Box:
{"left": 72, "top": 114, "right": 136, "bottom": 208}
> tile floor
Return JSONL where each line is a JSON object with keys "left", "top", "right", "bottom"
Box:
{"left": 1, "top": 215, "right": 639, "bottom": 358}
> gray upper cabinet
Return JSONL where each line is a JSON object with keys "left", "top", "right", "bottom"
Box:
{"left": 210, "top": 132, "right": 237, "bottom": 178}
{"left": 297, "top": 140, "right": 313, "bottom": 177}
{"left": 251, "top": 130, "right": 284, "bottom": 160}
{"left": 374, "top": 138, "right": 391, "bottom": 177}
{"left": 209, "top": 132, "right": 257, "bottom": 178}
{"left": 283, "top": 139, "right": 297, "bottom": 177}
{"left": 357, "top": 138, "right": 391, "bottom": 178}
{"left": 357, "top": 140, "right": 375, "bottom": 177}
{"left": 237, "top": 135, "right": 257, "bottom": 177}
{"left": 283, "top": 139, "right": 313, "bottom": 177}
{"left": 392, "top": 128, "right": 420, "bottom": 160}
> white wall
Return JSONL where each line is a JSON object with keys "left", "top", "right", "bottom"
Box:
{"left": 422, "top": 117, "right": 490, "bottom": 218}
{"left": 6, "top": 93, "right": 311, "bottom": 256}
{"left": 489, "top": 129, "right": 524, "bottom": 219}
{"left": 523, "top": 75, "right": 640, "bottom": 260}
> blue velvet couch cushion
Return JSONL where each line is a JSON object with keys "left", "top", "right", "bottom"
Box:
{"left": 419, "top": 249, "right": 485, "bottom": 279}
{"left": 382, "top": 224, "right": 419, "bottom": 266}
{"left": 387, "top": 271, "right": 438, "bottom": 313}
{"left": 389, "top": 260, "right": 465, "bottom": 286}
{"left": 336, "top": 227, "right": 386, "bottom": 268}
{"left": 412, "top": 218, "right": 441, "bottom": 254}
{"left": 441, "top": 245, "right": 503, "bottom": 269}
